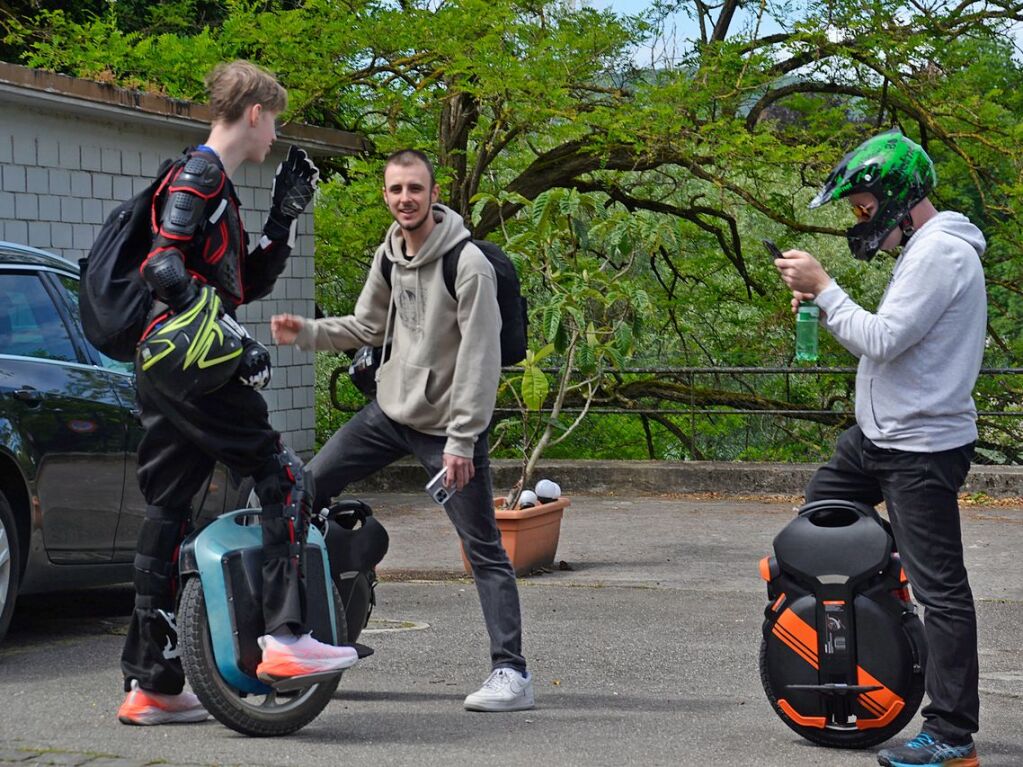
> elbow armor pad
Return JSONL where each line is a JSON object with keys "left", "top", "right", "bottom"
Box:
{"left": 142, "top": 250, "right": 196, "bottom": 309}
{"left": 159, "top": 154, "right": 225, "bottom": 240}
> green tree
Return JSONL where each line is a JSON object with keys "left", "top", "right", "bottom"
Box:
{"left": 8, "top": 0, "right": 1023, "bottom": 460}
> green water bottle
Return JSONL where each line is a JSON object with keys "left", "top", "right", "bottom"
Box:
{"left": 795, "top": 301, "right": 819, "bottom": 363}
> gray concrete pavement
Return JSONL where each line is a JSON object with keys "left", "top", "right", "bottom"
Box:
{"left": 351, "top": 459, "right": 1023, "bottom": 499}
{"left": 1, "top": 492, "right": 1020, "bottom": 767}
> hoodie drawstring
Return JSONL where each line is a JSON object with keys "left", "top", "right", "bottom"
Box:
{"left": 376, "top": 263, "right": 397, "bottom": 385}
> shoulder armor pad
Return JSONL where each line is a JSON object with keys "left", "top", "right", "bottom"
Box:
{"left": 175, "top": 154, "right": 224, "bottom": 198}
{"left": 159, "top": 155, "right": 225, "bottom": 238}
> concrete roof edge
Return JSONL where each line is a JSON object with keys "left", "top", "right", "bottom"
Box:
{"left": 0, "top": 60, "right": 368, "bottom": 157}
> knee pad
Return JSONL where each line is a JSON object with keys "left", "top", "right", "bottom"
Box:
{"left": 134, "top": 504, "right": 190, "bottom": 608}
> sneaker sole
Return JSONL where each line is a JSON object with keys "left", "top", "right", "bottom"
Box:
{"left": 463, "top": 695, "right": 536, "bottom": 712}
{"left": 256, "top": 655, "right": 358, "bottom": 683}
{"left": 118, "top": 710, "right": 208, "bottom": 726}
{"left": 879, "top": 756, "right": 979, "bottom": 767}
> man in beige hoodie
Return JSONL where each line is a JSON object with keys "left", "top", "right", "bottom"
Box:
{"left": 271, "top": 149, "right": 533, "bottom": 712}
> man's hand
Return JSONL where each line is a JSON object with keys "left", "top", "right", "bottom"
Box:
{"left": 264, "top": 145, "right": 319, "bottom": 241}
{"left": 774, "top": 249, "right": 831, "bottom": 298}
{"left": 271, "top": 313, "right": 305, "bottom": 345}
{"left": 790, "top": 291, "right": 819, "bottom": 315}
{"left": 237, "top": 337, "right": 272, "bottom": 390}
{"left": 443, "top": 453, "right": 475, "bottom": 491}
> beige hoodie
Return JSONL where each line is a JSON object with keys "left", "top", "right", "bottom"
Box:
{"left": 293, "top": 204, "right": 501, "bottom": 457}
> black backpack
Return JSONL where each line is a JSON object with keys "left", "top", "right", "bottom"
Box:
{"left": 349, "top": 238, "right": 528, "bottom": 397}
{"left": 78, "top": 157, "right": 180, "bottom": 362}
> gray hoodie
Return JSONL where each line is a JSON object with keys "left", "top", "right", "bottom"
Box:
{"left": 294, "top": 204, "right": 501, "bottom": 457}
{"left": 814, "top": 211, "right": 987, "bottom": 452}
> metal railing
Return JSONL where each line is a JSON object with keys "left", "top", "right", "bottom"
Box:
{"left": 328, "top": 365, "right": 1023, "bottom": 462}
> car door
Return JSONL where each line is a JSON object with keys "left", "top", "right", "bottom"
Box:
{"left": 47, "top": 272, "right": 144, "bottom": 563}
{"left": 50, "top": 273, "right": 232, "bottom": 562}
{"left": 0, "top": 268, "right": 128, "bottom": 563}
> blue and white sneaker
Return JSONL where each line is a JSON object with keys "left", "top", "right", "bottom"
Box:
{"left": 877, "top": 731, "right": 979, "bottom": 767}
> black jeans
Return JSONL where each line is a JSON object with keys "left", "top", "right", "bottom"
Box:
{"left": 308, "top": 400, "right": 526, "bottom": 673}
{"left": 806, "top": 425, "right": 978, "bottom": 743}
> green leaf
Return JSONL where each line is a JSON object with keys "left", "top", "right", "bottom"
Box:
{"left": 531, "top": 189, "right": 557, "bottom": 231}
{"left": 576, "top": 339, "right": 596, "bottom": 372}
{"left": 542, "top": 302, "right": 563, "bottom": 341}
{"left": 559, "top": 187, "right": 581, "bottom": 217}
{"left": 521, "top": 365, "right": 549, "bottom": 411}
{"left": 532, "top": 342, "right": 556, "bottom": 363}
{"left": 470, "top": 193, "right": 496, "bottom": 225}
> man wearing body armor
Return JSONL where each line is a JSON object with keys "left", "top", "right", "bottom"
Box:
{"left": 117, "top": 60, "right": 358, "bottom": 727}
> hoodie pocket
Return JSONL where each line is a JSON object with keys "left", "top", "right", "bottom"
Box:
{"left": 404, "top": 360, "right": 439, "bottom": 408}
{"left": 376, "top": 358, "right": 444, "bottom": 427}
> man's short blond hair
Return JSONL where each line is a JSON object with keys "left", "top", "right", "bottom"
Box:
{"left": 205, "top": 60, "right": 287, "bottom": 123}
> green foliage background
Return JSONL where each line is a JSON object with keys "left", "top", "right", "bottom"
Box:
{"left": 6, "top": 0, "right": 1023, "bottom": 464}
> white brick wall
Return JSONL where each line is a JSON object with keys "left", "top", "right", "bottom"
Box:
{"left": 0, "top": 101, "right": 317, "bottom": 456}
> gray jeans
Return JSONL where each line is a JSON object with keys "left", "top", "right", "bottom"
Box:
{"left": 307, "top": 400, "right": 526, "bottom": 673}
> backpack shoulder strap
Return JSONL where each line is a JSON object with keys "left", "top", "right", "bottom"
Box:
{"left": 380, "top": 237, "right": 470, "bottom": 298}
{"left": 442, "top": 238, "right": 473, "bottom": 300}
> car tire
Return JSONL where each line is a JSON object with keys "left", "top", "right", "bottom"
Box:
{"left": 0, "top": 489, "right": 21, "bottom": 645}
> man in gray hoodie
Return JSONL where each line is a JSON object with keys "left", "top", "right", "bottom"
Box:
{"left": 271, "top": 149, "right": 533, "bottom": 712}
{"left": 774, "top": 131, "right": 985, "bottom": 767}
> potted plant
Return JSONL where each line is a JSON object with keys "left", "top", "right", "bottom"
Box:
{"left": 461, "top": 188, "right": 653, "bottom": 575}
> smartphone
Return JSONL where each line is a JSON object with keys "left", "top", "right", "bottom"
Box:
{"left": 763, "top": 238, "right": 784, "bottom": 261}
{"left": 426, "top": 467, "right": 458, "bottom": 505}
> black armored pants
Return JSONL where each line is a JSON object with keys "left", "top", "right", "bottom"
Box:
{"left": 120, "top": 374, "right": 307, "bottom": 695}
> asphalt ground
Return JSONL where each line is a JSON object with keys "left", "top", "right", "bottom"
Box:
{"left": 1, "top": 492, "right": 1020, "bottom": 767}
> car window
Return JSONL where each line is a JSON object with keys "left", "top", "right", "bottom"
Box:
{"left": 55, "top": 274, "right": 134, "bottom": 374}
{"left": 0, "top": 272, "right": 78, "bottom": 362}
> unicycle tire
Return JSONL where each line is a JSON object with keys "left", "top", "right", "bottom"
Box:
{"left": 179, "top": 576, "right": 348, "bottom": 737}
{"left": 759, "top": 637, "right": 924, "bottom": 749}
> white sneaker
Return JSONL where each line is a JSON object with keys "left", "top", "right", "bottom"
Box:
{"left": 256, "top": 633, "right": 359, "bottom": 682}
{"left": 463, "top": 668, "right": 535, "bottom": 712}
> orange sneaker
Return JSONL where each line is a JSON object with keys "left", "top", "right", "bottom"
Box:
{"left": 117, "top": 680, "right": 208, "bottom": 725}
{"left": 256, "top": 633, "right": 359, "bottom": 683}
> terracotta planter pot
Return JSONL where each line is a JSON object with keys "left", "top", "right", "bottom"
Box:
{"left": 461, "top": 498, "right": 570, "bottom": 576}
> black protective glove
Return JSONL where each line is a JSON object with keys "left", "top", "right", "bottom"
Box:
{"left": 264, "top": 145, "right": 319, "bottom": 242}
{"left": 237, "top": 336, "right": 273, "bottom": 390}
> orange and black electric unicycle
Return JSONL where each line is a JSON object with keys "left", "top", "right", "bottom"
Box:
{"left": 758, "top": 499, "right": 926, "bottom": 748}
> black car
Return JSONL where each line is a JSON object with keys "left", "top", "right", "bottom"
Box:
{"left": 0, "top": 241, "right": 243, "bottom": 644}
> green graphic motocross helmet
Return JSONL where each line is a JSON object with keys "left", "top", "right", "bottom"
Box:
{"left": 137, "top": 285, "right": 244, "bottom": 399}
{"left": 809, "top": 130, "right": 936, "bottom": 261}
